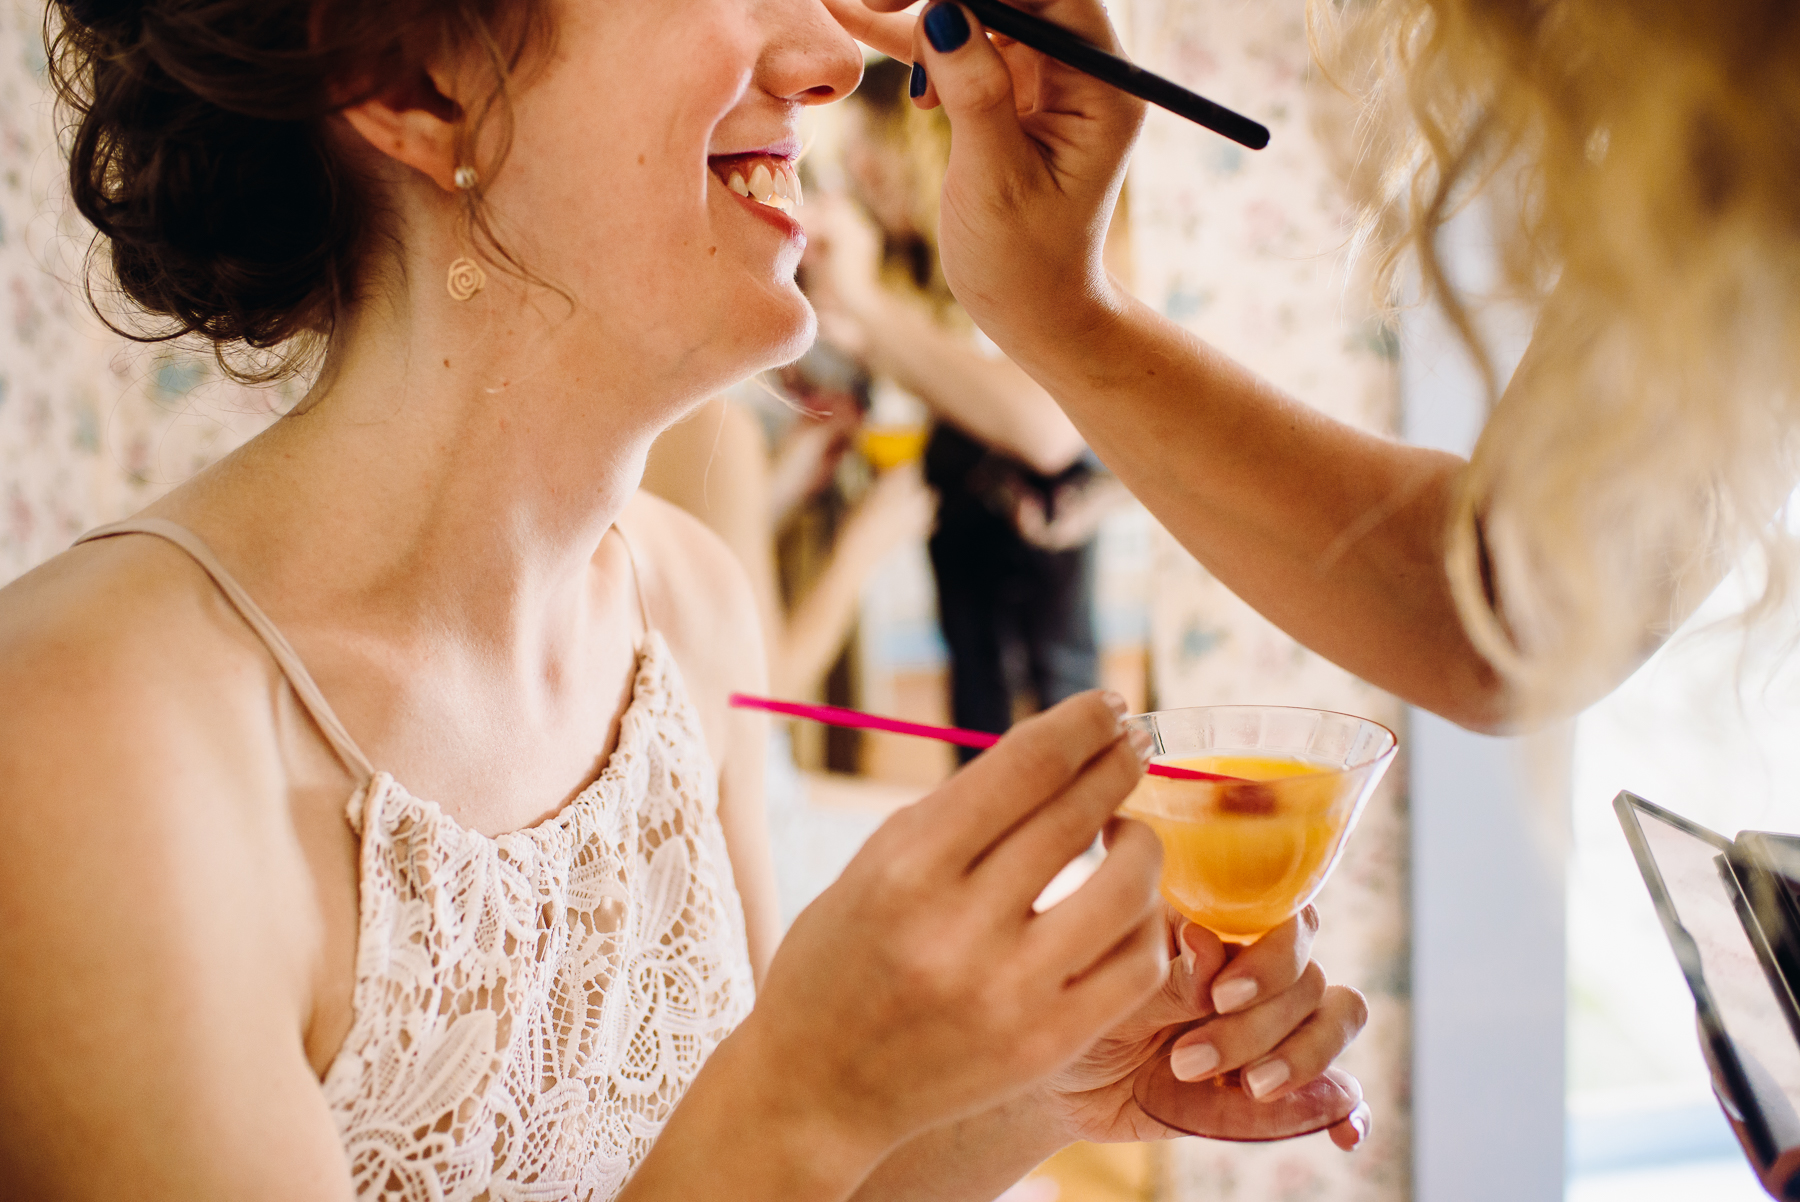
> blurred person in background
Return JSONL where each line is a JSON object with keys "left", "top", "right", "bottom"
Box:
{"left": 805, "top": 55, "right": 1129, "bottom": 757}
{"left": 642, "top": 367, "right": 933, "bottom": 704}
{"left": 643, "top": 368, "right": 933, "bottom": 925}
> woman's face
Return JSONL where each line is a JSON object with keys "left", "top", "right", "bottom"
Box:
{"left": 489, "top": 0, "right": 861, "bottom": 411}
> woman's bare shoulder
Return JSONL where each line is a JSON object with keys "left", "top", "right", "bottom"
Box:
{"left": 0, "top": 535, "right": 298, "bottom": 859}
{"left": 0, "top": 538, "right": 349, "bottom": 1198}
{"left": 0, "top": 535, "right": 283, "bottom": 745}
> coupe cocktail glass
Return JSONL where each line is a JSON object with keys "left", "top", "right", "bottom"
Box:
{"left": 1120, "top": 705, "right": 1397, "bottom": 1140}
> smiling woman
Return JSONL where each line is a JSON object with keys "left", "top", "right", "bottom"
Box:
{"left": 0, "top": 3, "right": 1369, "bottom": 1201}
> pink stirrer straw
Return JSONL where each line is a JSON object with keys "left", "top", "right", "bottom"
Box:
{"left": 728, "top": 694, "right": 1244, "bottom": 783}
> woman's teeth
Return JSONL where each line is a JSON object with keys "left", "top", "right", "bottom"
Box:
{"left": 723, "top": 159, "right": 802, "bottom": 216}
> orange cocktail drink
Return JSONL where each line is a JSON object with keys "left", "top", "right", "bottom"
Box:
{"left": 1120, "top": 707, "right": 1397, "bottom": 942}
{"left": 857, "top": 426, "right": 929, "bottom": 472}
{"left": 1119, "top": 706, "right": 1396, "bottom": 1140}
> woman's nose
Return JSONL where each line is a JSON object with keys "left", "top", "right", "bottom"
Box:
{"left": 759, "top": 0, "right": 866, "bottom": 105}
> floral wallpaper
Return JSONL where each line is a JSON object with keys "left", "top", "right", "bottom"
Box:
{"left": 0, "top": 0, "right": 283, "bottom": 587}
{"left": 1120, "top": 1, "right": 1412, "bottom": 1198}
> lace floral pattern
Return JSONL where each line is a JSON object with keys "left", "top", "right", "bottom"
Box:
{"left": 320, "top": 632, "right": 754, "bottom": 1202}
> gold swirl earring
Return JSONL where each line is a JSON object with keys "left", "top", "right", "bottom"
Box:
{"left": 446, "top": 165, "right": 485, "bottom": 301}
{"left": 447, "top": 256, "right": 486, "bottom": 301}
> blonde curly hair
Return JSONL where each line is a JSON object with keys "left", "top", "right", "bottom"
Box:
{"left": 1321, "top": 0, "right": 1800, "bottom": 710}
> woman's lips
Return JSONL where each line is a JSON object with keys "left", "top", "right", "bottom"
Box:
{"left": 708, "top": 152, "right": 803, "bottom": 216}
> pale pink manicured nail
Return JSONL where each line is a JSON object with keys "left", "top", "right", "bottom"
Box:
{"left": 1169, "top": 1041, "right": 1221, "bottom": 1081}
{"left": 1179, "top": 923, "right": 1197, "bottom": 976}
{"left": 1350, "top": 1104, "right": 1372, "bottom": 1145}
{"left": 1245, "top": 1059, "right": 1291, "bottom": 1098}
{"left": 1102, "top": 690, "right": 1130, "bottom": 718}
{"left": 1213, "top": 976, "right": 1258, "bottom": 1012}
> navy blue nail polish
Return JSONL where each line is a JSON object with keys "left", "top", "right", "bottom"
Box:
{"left": 909, "top": 61, "right": 928, "bottom": 98}
{"left": 924, "top": 3, "right": 971, "bottom": 53}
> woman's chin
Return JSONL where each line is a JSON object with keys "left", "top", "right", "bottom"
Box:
{"left": 687, "top": 286, "right": 816, "bottom": 392}
{"left": 778, "top": 305, "right": 819, "bottom": 363}
{"left": 740, "top": 303, "right": 817, "bottom": 377}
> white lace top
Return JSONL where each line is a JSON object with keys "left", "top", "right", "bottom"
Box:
{"left": 78, "top": 519, "right": 757, "bottom": 1202}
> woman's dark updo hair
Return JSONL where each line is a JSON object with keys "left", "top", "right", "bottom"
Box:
{"left": 47, "top": 0, "right": 548, "bottom": 380}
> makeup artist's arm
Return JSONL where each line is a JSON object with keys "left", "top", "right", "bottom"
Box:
{"left": 830, "top": 0, "right": 1506, "bottom": 732}
{"left": 982, "top": 285, "right": 1497, "bottom": 730}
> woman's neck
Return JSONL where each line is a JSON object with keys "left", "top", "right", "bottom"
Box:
{"left": 157, "top": 288, "right": 685, "bottom": 650}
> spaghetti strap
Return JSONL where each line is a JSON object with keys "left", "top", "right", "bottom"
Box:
{"left": 75, "top": 519, "right": 377, "bottom": 784}
{"left": 611, "top": 522, "right": 654, "bottom": 640}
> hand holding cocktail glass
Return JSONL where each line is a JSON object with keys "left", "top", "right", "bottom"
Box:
{"left": 731, "top": 692, "right": 1384, "bottom": 1148}
{"left": 1118, "top": 705, "right": 1397, "bottom": 1140}
{"left": 1038, "top": 900, "right": 1372, "bottom": 1150}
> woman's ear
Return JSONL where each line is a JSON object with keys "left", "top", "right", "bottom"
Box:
{"left": 338, "top": 66, "right": 466, "bottom": 193}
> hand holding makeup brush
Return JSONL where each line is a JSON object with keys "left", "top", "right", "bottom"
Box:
{"left": 828, "top": 1, "right": 1146, "bottom": 364}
